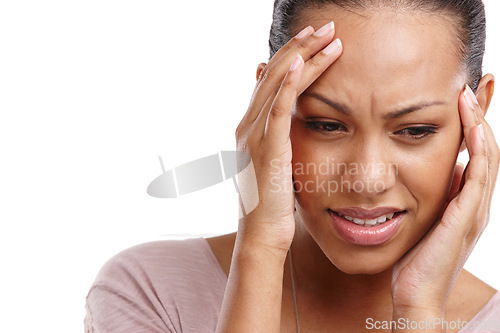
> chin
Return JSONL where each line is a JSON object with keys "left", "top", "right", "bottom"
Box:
{"left": 326, "top": 249, "right": 401, "bottom": 275}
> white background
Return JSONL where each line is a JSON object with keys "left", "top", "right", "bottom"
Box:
{"left": 0, "top": 1, "right": 499, "bottom": 332}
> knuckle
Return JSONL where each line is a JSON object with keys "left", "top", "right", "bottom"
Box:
{"left": 259, "top": 65, "right": 270, "bottom": 81}
{"left": 493, "top": 146, "right": 500, "bottom": 161}
{"left": 473, "top": 177, "right": 488, "bottom": 189}
{"left": 307, "top": 56, "right": 321, "bottom": 69}
{"left": 296, "top": 41, "right": 307, "bottom": 52}
{"left": 235, "top": 122, "right": 249, "bottom": 141}
{"left": 280, "top": 42, "right": 293, "bottom": 54}
{"left": 262, "top": 66, "right": 276, "bottom": 82}
{"left": 235, "top": 126, "right": 241, "bottom": 140}
{"left": 269, "top": 105, "right": 284, "bottom": 119}
{"left": 441, "top": 214, "right": 466, "bottom": 236}
{"left": 280, "top": 76, "right": 295, "bottom": 88}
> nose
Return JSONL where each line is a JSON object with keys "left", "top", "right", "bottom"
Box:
{"left": 338, "top": 139, "right": 397, "bottom": 196}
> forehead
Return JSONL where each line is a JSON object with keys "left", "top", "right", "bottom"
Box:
{"left": 298, "top": 7, "right": 465, "bottom": 107}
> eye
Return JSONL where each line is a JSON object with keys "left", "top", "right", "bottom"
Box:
{"left": 395, "top": 126, "right": 438, "bottom": 140}
{"left": 304, "top": 120, "right": 347, "bottom": 135}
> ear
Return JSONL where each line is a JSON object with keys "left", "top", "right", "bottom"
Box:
{"left": 256, "top": 63, "right": 267, "bottom": 81}
{"left": 459, "top": 74, "right": 495, "bottom": 152}
{"left": 475, "top": 73, "right": 495, "bottom": 116}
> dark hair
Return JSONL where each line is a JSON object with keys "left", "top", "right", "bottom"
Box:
{"left": 269, "top": 0, "right": 486, "bottom": 91}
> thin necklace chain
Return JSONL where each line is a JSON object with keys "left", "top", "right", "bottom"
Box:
{"left": 289, "top": 246, "right": 301, "bottom": 333}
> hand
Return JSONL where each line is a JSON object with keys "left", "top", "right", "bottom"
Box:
{"left": 391, "top": 85, "right": 500, "bottom": 323}
{"left": 234, "top": 22, "right": 343, "bottom": 253}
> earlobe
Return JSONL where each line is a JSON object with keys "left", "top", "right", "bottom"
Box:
{"left": 256, "top": 63, "right": 267, "bottom": 81}
{"left": 475, "top": 73, "right": 495, "bottom": 116}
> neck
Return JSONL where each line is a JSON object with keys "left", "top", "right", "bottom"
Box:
{"left": 290, "top": 214, "right": 394, "bottom": 315}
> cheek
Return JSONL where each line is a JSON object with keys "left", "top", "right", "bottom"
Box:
{"left": 290, "top": 122, "right": 329, "bottom": 208}
{"left": 397, "top": 130, "right": 461, "bottom": 221}
{"left": 290, "top": 126, "right": 353, "bottom": 210}
{"left": 290, "top": 118, "right": 462, "bottom": 212}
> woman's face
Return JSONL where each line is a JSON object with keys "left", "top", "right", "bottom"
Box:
{"left": 290, "top": 7, "right": 465, "bottom": 274}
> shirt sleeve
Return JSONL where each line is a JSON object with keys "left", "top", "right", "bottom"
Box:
{"left": 85, "top": 284, "right": 175, "bottom": 333}
{"left": 83, "top": 239, "right": 227, "bottom": 333}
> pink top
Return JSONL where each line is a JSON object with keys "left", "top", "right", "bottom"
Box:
{"left": 84, "top": 238, "right": 500, "bottom": 332}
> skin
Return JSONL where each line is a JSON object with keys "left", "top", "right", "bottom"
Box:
{"left": 291, "top": 8, "right": 464, "bottom": 275}
{"left": 212, "top": 5, "right": 498, "bottom": 333}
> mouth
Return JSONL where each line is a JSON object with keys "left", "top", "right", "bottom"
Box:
{"left": 331, "top": 210, "right": 406, "bottom": 228}
{"left": 328, "top": 207, "right": 407, "bottom": 246}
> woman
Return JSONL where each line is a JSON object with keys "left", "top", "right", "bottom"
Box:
{"left": 85, "top": 0, "right": 499, "bottom": 332}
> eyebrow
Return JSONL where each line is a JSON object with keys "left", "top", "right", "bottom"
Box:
{"left": 302, "top": 92, "right": 447, "bottom": 119}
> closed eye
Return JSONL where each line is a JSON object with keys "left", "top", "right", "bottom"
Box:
{"left": 395, "top": 126, "right": 438, "bottom": 140}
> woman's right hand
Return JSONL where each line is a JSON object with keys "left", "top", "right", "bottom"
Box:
{"left": 234, "top": 21, "right": 344, "bottom": 254}
{"left": 216, "top": 22, "right": 344, "bottom": 333}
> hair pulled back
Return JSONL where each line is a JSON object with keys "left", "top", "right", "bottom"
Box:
{"left": 269, "top": 0, "right": 486, "bottom": 90}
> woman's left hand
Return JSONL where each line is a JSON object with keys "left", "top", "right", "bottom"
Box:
{"left": 391, "top": 84, "right": 500, "bottom": 327}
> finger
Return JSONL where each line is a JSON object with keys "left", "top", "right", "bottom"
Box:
{"left": 254, "top": 26, "right": 314, "bottom": 83}
{"left": 479, "top": 119, "right": 500, "bottom": 213}
{"left": 244, "top": 21, "right": 336, "bottom": 125}
{"left": 459, "top": 85, "right": 490, "bottom": 217}
{"left": 262, "top": 25, "right": 314, "bottom": 77}
{"left": 459, "top": 85, "right": 480, "bottom": 154}
{"left": 238, "top": 26, "right": 314, "bottom": 131}
{"left": 252, "top": 38, "right": 343, "bottom": 139}
{"left": 464, "top": 85, "right": 499, "bottom": 215}
{"left": 262, "top": 55, "right": 304, "bottom": 147}
{"left": 298, "top": 38, "right": 343, "bottom": 95}
{"left": 449, "top": 124, "right": 488, "bottom": 234}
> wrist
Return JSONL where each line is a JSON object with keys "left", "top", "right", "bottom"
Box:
{"left": 236, "top": 215, "right": 294, "bottom": 258}
{"left": 233, "top": 232, "right": 290, "bottom": 264}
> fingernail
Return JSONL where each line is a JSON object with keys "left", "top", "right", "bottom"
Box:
{"left": 477, "top": 124, "right": 485, "bottom": 141}
{"left": 289, "top": 55, "right": 303, "bottom": 72}
{"left": 322, "top": 38, "right": 342, "bottom": 55}
{"left": 313, "top": 21, "right": 334, "bottom": 37}
{"left": 465, "top": 84, "right": 478, "bottom": 109}
{"left": 295, "top": 26, "right": 312, "bottom": 39}
{"left": 467, "top": 85, "right": 479, "bottom": 104}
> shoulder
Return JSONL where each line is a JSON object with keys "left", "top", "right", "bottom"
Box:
{"left": 85, "top": 238, "right": 227, "bottom": 333}
{"left": 446, "top": 269, "right": 499, "bottom": 331}
{"left": 90, "top": 238, "right": 227, "bottom": 296}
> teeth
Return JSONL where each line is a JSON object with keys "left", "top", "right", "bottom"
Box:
{"left": 337, "top": 212, "right": 400, "bottom": 227}
{"left": 365, "top": 218, "right": 378, "bottom": 226}
{"left": 352, "top": 218, "right": 364, "bottom": 225}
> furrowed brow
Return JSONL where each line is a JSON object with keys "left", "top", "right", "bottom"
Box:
{"left": 302, "top": 92, "right": 446, "bottom": 118}
{"left": 302, "top": 92, "right": 352, "bottom": 116}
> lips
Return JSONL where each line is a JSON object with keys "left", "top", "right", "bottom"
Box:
{"left": 328, "top": 207, "right": 406, "bottom": 246}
